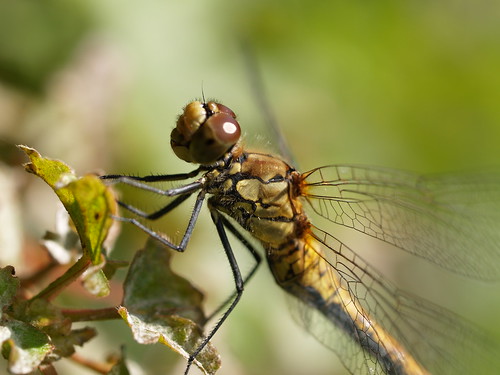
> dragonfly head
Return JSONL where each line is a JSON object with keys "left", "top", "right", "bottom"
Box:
{"left": 170, "top": 101, "right": 241, "bottom": 165}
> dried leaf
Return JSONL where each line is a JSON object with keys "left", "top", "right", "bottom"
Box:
{"left": 120, "top": 238, "right": 220, "bottom": 374}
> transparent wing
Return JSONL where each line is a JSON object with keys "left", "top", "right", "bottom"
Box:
{"left": 301, "top": 165, "right": 500, "bottom": 279}
{"left": 286, "top": 225, "right": 497, "bottom": 375}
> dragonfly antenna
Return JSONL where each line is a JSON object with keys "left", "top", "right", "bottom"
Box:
{"left": 201, "top": 81, "right": 206, "bottom": 103}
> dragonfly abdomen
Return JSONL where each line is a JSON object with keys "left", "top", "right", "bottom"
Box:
{"left": 265, "top": 235, "right": 429, "bottom": 375}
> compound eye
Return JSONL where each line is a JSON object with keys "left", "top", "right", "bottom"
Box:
{"left": 171, "top": 101, "right": 241, "bottom": 165}
{"left": 205, "top": 101, "right": 237, "bottom": 119}
{"left": 214, "top": 103, "right": 237, "bottom": 119}
{"left": 206, "top": 112, "right": 241, "bottom": 146}
{"left": 178, "top": 101, "right": 206, "bottom": 139}
{"left": 190, "top": 112, "right": 241, "bottom": 164}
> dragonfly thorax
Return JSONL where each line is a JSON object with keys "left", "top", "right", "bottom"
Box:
{"left": 170, "top": 101, "right": 241, "bottom": 165}
{"left": 206, "top": 151, "right": 304, "bottom": 248}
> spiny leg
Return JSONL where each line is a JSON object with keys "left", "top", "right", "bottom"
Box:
{"left": 114, "top": 190, "right": 206, "bottom": 252}
{"left": 118, "top": 193, "right": 192, "bottom": 220}
{"left": 184, "top": 209, "right": 245, "bottom": 375}
{"left": 100, "top": 167, "right": 203, "bottom": 183}
{"left": 100, "top": 169, "right": 206, "bottom": 249}
{"left": 102, "top": 176, "right": 204, "bottom": 197}
{"left": 205, "top": 214, "right": 262, "bottom": 321}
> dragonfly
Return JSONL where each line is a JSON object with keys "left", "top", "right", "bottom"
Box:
{"left": 101, "top": 99, "right": 500, "bottom": 374}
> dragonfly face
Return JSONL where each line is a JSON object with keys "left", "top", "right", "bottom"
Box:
{"left": 170, "top": 100, "right": 241, "bottom": 165}
{"left": 102, "top": 100, "right": 500, "bottom": 375}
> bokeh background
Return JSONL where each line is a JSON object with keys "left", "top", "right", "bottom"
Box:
{"left": 1, "top": 1, "right": 500, "bottom": 374}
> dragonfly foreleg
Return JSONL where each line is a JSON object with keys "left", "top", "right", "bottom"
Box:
{"left": 101, "top": 175, "right": 204, "bottom": 197}
{"left": 117, "top": 193, "right": 192, "bottom": 220}
{"left": 114, "top": 190, "right": 206, "bottom": 252}
{"left": 100, "top": 167, "right": 203, "bottom": 183}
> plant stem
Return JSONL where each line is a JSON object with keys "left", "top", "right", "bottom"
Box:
{"left": 61, "top": 307, "right": 120, "bottom": 322}
{"left": 69, "top": 353, "right": 113, "bottom": 374}
{"left": 32, "top": 255, "right": 91, "bottom": 301}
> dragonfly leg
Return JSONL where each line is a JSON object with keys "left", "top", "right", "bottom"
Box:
{"left": 114, "top": 190, "right": 206, "bottom": 252}
{"left": 205, "top": 214, "right": 261, "bottom": 321}
{"left": 102, "top": 176, "right": 204, "bottom": 196}
{"left": 117, "top": 193, "right": 192, "bottom": 220}
{"left": 184, "top": 209, "right": 246, "bottom": 375}
{"left": 100, "top": 167, "right": 203, "bottom": 183}
{"left": 100, "top": 170, "right": 206, "bottom": 249}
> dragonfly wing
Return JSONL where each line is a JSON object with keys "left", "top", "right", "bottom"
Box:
{"left": 301, "top": 165, "right": 500, "bottom": 279}
{"left": 286, "top": 292, "right": 386, "bottom": 375}
{"left": 286, "top": 225, "right": 497, "bottom": 375}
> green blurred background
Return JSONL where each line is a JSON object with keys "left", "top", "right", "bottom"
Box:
{"left": 1, "top": 0, "right": 500, "bottom": 374}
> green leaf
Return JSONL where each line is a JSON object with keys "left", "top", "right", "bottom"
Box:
{"left": 0, "top": 318, "right": 53, "bottom": 374}
{"left": 1, "top": 146, "right": 120, "bottom": 373}
{"left": 0, "top": 268, "right": 54, "bottom": 373}
{"left": 120, "top": 238, "right": 221, "bottom": 375}
{"left": 1, "top": 290, "right": 96, "bottom": 372}
{"left": 19, "top": 145, "right": 117, "bottom": 265}
{"left": 60, "top": 176, "right": 117, "bottom": 265}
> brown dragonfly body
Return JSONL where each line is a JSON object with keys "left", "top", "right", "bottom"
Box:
{"left": 103, "top": 100, "right": 500, "bottom": 375}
